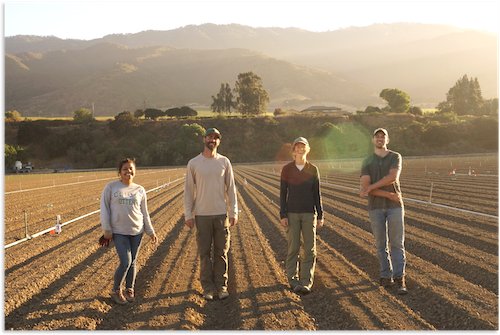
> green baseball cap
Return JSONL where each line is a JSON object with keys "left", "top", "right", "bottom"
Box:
{"left": 204, "top": 128, "right": 221, "bottom": 138}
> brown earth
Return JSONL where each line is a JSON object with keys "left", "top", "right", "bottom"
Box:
{"left": 4, "top": 155, "right": 498, "bottom": 330}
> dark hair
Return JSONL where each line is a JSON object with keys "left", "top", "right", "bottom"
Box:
{"left": 118, "top": 158, "right": 136, "bottom": 175}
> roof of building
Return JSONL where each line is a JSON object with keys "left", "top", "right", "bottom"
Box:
{"left": 300, "top": 106, "right": 343, "bottom": 112}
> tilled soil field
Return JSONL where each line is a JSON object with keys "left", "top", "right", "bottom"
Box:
{"left": 4, "top": 155, "right": 498, "bottom": 330}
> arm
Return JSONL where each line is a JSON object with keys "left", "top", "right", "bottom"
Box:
{"left": 360, "top": 171, "right": 401, "bottom": 202}
{"left": 313, "top": 167, "right": 324, "bottom": 228}
{"left": 279, "top": 167, "right": 289, "bottom": 227}
{"left": 184, "top": 162, "right": 196, "bottom": 229}
{"left": 100, "top": 184, "right": 113, "bottom": 240}
{"left": 225, "top": 160, "right": 238, "bottom": 226}
{"left": 140, "top": 188, "right": 157, "bottom": 244}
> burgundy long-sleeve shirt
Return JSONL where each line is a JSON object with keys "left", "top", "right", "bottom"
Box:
{"left": 280, "top": 161, "right": 323, "bottom": 220}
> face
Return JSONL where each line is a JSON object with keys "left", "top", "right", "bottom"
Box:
{"left": 294, "top": 143, "right": 308, "bottom": 156}
{"left": 372, "top": 131, "right": 389, "bottom": 149}
{"left": 203, "top": 133, "right": 220, "bottom": 150}
{"left": 120, "top": 162, "right": 135, "bottom": 182}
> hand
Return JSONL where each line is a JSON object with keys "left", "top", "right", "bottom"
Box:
{"left": 185, "top": 219, "right": 194, "bottom": 229}
{"left": 229, "top": 217, "right": 237, "bottom": 226}
{"left": 360, "top": 188, "right": 370, "bottom": 199}
{"left": 317, "top": 219, "right": 324, "bottom": 228}
{"left": 150, "top": 233, "right": 158, "bottom": 244}
{"left": 280, "top": 218, "right": 288, "bottom": 227}
{"left": 104, "top": 234, "right": 113, "bottom": 240}
{"left": 389, "top": 193, "right": 402, "bottom": 203}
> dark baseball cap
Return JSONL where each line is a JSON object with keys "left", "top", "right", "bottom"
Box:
{"left": 373, "top": 128, "right": 388, "bottom": 137}
{"left": 204, "top": 128, "right": 221, "bottom": 138}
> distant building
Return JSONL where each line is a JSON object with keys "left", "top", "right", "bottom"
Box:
{"left": 300, "top": 106, "right": 343, "bottom": 114}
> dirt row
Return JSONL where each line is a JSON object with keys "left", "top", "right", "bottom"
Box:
{"left": 4, "top": 157, "right": 498, "bottom": 330}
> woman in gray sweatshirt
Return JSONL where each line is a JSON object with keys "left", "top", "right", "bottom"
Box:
{"left": 100, "top": 158, "right": 157, "bottom": 305}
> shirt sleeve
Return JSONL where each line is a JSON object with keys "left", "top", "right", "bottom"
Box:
{"left": 391, "top": 152, "right": 402, "bottom": 170}
{"left": 360, "top": 155, "right": 372, "bottom": 176}
{"left": 225, "top": 159, "right": 238, "bottom": 219}
{"left": 140, "top": 187, "right": 155, "bottom": 236}
{"left": 279, "top": 165, "right": 288, "bottom": 219}
{"left": 183, "top": 160, "right": 196, "bottom": 221}
{"left": 313, "top": 166, "right": 324, "bottom": 220}
{"left": 100, "top": 183, "right": 113, "bottom": 235}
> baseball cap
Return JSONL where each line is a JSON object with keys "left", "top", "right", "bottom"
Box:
{"left": 373, "top": 128, "right": 388, "bottom": 137}
{"left": 204, "top": 128, "right": 221, "bottom": 138}
{"left": 293, "top": 137, "right": 309, "bottom": 146}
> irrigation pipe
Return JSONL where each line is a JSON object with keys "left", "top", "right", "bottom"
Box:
{"left": 4, "top": 177, "right": 185, "bottom": 249}
{"left": 321, "top": 181, "right": 498, "bottom": 220}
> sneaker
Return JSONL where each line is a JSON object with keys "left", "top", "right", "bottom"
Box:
{"left": 380, "top": 277, "right": 395, "bottom": 288}
{"left": 124, "top": 288, "right": 136, "bottom": 302}
{"left": 218, "top": 288, "right": 229, "bottom": 300}
{"left": 395, "top": 276, "right": 408, "bottom": 295}
{"left": 110, "top": 289, "right": 128, "bottom": 305}
{"left": 300, "top": 286, "right": 311, "bottom": 295}
{"left": 203, "top": 291, "right": 214, "bottom": 301}
{"left": 293, "top": 285, "right": 304, "bottom": 294}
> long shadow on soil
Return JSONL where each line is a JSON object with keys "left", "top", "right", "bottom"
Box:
{"left": 4, "top": 245, "right": 116, "bottom": 329}
{"left": 5, "top": 219, "right": 101, "bottom": 275}
{"left": 236, "top": 170, "right": 497, "bottom": 330}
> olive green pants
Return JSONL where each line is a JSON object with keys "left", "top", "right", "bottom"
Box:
{"left": 195, "top": 215, "right": 230, "bottom": 294}
{"left": 286, "top": 213, "right": 317, "bottom": 289}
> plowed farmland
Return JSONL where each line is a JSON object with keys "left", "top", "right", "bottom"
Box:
{"left": 4, "top": 155, "right": 498, "bottom": 330}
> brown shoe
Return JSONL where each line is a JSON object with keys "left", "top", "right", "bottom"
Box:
{"left": 124, "top": 288, "right": 136, "bottom": 302}
{"left": 380, "top": 277, "right": 395, "bottom": 288}
{"left": 395, "top": 276, "right": 408, "bottom": 295}
{"left": 110, "top": 289, "right": 128, "bottom": 305}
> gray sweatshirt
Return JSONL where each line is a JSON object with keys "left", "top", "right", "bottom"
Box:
{"left": 184, "top": 153, "right": 238, "bottom": 221}
{"left": 100, "top": 180, "right": 155, "bottom": 236}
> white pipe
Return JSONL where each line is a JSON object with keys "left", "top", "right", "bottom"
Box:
{"left": 4, "top": 177, "right": 185, "bottom": 249}
{"left": 321, "top": 181, "right": 498, "bottom": 219}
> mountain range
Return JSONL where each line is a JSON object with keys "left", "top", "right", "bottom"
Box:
{"left": 5, "top": 23, "right": 498, "bottom": 117}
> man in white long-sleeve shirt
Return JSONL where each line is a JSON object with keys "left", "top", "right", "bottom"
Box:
{"left": 184, "top": 128, "right": 238, "bottom": 301}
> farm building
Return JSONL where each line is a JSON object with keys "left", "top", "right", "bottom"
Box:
{"left": 300, "top": 106, "right": 343, "bottom": 114}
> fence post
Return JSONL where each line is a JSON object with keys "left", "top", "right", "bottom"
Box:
{"left": 24, "top": 210, "right": 28, "bottom": 238}
{"left": 428, "top": 183, "right": 434, "bottom": 203}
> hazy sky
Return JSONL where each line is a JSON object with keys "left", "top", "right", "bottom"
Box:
{"left": 4, "top": 1, "right": 499, "bottom": 40}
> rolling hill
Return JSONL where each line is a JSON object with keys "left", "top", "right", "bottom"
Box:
{"left": 5, "top": 23, "right": 498, "bottom": 116}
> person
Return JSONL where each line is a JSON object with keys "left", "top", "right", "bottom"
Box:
{"left": 360, "top": 128, "right": 408, "bottom": 295}
{"left": 184, "top": 128, "right": 238, "bottom": 301}
{"left": 100, "top": 158, "right": 158, "bottom": 305}
{"left": 280, "top": 137, "right": 324, "bottom": 295}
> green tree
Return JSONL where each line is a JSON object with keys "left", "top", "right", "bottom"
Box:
{"left": 408, "top": 106, "right": 423, "bottom": 116}
{"left": 211, "top": 82, "right": 235, "bottom": 115}
{"left": 364, "top": 106, "right": 382, "bottom": 114}
{"left": 5, "top": 110, "right": 21, "bottom": 121}
{"left": 73, "top": 108, "right": 94, "bottom": 124}
{"left": 17, "top": 121, "right": 51, "bottom": 145}
{"left": 438, "top": 74, "right": 484, "bottom": 115}
{"left": 170, "top": 123, "right": 205, "bottom": 165}
{"left": 234, "top": 72, "right": 270, "bottom": 115}
{"left": 144, "top": 108, "right": 165, "bottom": 120}
{"left": 134, "top": 109, "right": 145, "bottom": 118}
{"left": 5, "top": 144, "right": 27, "bottom": 169}
{"left": 109, "top": 111, "right": 143, "bottom": 135}
{"left": 379, "top": 88, "right": 411, "bottom": 114}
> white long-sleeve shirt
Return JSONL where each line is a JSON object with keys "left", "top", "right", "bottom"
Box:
{"left": 184, "top": 153, "right": 238, "bottom": 221}
{"left": 100, "top": 181, "right": 155, "bottom": 236}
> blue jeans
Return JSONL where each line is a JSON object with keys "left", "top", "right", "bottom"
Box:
{"left": 113, "top": 233, "right": 143, "bottom": 291}
{"left": 368, "top": 207, "right": 406, "bottom": 279}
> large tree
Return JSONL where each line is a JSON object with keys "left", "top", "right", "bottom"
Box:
{"left": 73, "top": 108, "right": 95, "bottom": 124}
{"left": 211, "top": 82, "right": 235, "bottom": 115}
{"left": 379, "top": 88, "right": 411, "bottom": 114}
{"left": 438, "top": 74, "right": 484, "bottom": 115}
{"left": 233, "top": 72, "right": 270, "bottom": 115}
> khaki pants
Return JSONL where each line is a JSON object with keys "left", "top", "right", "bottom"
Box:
{"left": 286, "top": 213, "right": 317, "bottom": 289}
{"left": 195, "top": 215, "right": 230, "bottom": 293}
